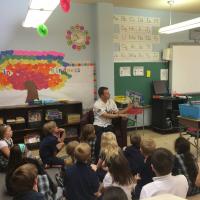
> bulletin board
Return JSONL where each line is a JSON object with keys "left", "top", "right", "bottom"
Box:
{"left": 0, "top": 50, "right": 96, "bottom": 109}
{"left": 114, "top": 62, "right": 168, "bottom": 105}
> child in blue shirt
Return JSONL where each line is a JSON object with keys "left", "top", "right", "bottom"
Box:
{"left": 11, "top": 163, "right": 44, "bottom": 200}
{"left": 64, "top": 143, "right": 100, "bottom": 200}
{"left": 123, "top": 134, "right": 144, "bottom": 175}
{"left": 39, "top": 121, "right": 66, "bottom": 167}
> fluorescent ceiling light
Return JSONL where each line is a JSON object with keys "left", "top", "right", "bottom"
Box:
{"left": 30, "top": 0, "right": 60, "bottom": 11}
{"left": 22, "top": 0, "right": 59, "bottom": 28}
{"left": 159, "top": 17, "right": 200, "bottom": 34}
{"left": 23, "top": 9, "right": 52, "bottom": 28}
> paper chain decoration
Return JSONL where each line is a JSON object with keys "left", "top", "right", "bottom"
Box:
{"left": 66, "top": 24, "right": 91, "bottom": 51}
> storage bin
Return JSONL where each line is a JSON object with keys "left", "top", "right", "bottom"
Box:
{"left": 24, "top": 133, "right": 40, "bottom": 150}
{"left": 179, "top": 104, "right": 200, "bottom": 119}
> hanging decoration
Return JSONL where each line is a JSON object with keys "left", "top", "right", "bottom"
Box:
{"left": 60, "top": 0, "right": 71, "bottom": 13}
{"left": 66, "top": 24, "right": 90, "bottom": 51}
{"left": 37, "top": 24, "right": 48, "bottom": 37}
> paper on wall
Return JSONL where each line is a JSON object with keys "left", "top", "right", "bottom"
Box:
{"left": 113, "top": 14, "right": 161, "bottom": 62}
{"left": 146, "top": 70, "right": 151, "bottom": 78}
{"left": 133, "top": 66, "right": 144, "bottom": 76}
{"left": 160, "top": 69, "right": 168, "bottom": 80}
{"left": 120, "top": 66, "right": 131, "bottom": 77}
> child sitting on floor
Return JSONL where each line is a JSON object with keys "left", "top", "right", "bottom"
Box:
{"left": 102, "top": 186, "right": 128, "bottom": 200}
{"left": 6, "top": 144, "right": 56, "bottom": 199}
{"left": 133, "top": 138, "right": 156, "bottom": 199}
{"left": 11, "top": 163, "right": 45, "bottom": 200}
{"left": 63, "top": 143, "right": 100, "bottom": 200}
{"left": 39, "top": 121, "right": 66, "bottom": 167}
{"left": 123, "top": 133, "right": 144, "bottom": 175}
{"left": 80, "top": 124, "right": 96, "bottom": 164}
{"left": 172, "top": 136, "right": 200, "bottom": 196}
{"left": 0, "top": 124, "right": 14, "bottom": 172}
{"left": 65, "top": 140, "right": 79, "bottom": 166}
{"left": 102, "top": 150, "right": 135, "bottom": 200}
{"left": 140, "top": 148, "right": 188, "bottom": 199}
{"left": 96, "top": 132, "right": 120, "bottom": 181}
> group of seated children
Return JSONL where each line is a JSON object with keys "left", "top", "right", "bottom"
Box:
{"left": 1, "top": 121, "right": 200, "bottom": 200}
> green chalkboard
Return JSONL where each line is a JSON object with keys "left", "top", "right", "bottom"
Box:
{"left": 114, "top": 62, "right": 169, "bottom": 105}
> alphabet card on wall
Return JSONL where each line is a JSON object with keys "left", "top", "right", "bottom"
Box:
{"left": 113, "top": 15, "right": 160, "bottom": 62}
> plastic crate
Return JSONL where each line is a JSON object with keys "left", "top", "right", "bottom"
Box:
{"left": 24, "top": 133, "right": 40, "bottom": 150}
{"left": 179, "top": 104, "right": 200, "bottom": 119}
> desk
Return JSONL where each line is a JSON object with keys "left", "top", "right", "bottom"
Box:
{"left": 178, "top": 116, "right": 200, "bottom": 159}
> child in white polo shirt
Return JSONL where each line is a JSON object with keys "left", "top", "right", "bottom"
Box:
{"left": 140, "top": 148, "right": 188, "bottom": 199}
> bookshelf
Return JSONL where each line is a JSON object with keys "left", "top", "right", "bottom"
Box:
{"left": 0, "top": 101, "right": 82, "bottom": 144}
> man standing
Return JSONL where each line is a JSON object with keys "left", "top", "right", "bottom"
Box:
{"left": 93, "top": 87, "right": 131, "bottom": 159}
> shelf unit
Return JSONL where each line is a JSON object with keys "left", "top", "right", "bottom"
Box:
{"left": 0, "top": 101, "right": 82, "bottom": 144}
{"left": 152, "top": 97, "right": 187, "bottom": 133}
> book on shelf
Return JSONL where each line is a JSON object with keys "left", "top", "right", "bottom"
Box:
{"left": 28, "top": 110, "right": 42, "bottom": 123}
{"left": 6, "top": 119, "right": 16, "bottom": 124}
{"left": 0, "top": 118, "right": 4, "bottom": 125}
{"left": 24, "top": 133, "right": 40, "bottom": 150}
{"left": 6, "top": 117, "right": 25, "bottom": 124}
{"left": 15, "top": 117, "right": 25, "bottom": 124}
{"left": 66, "top": 127, "right": 78, "bottom": 136}
{"left": 67, "top": 114, "right": 81, "bottom": 124}
{"left": 24, "top": 133, "right": 40, "bottom": 144}
{"left": 45, "top": 109, "right": 63, "bottom": 121}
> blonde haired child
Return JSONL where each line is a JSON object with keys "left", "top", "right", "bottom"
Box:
{"left": 63, "top": 143, "right": 100, "bottom": 200}
{"left": 95, "top": 132, "right": 120, "bottom": 181}
{"left": 100, "top": 132, "right": 119, "bottom": 161}
{"left": 39, "top": 121, "right": 66, "bottom": 167}
{"left": 0, "top": 124, "right": 13, "bottom": 171}
{"left": 65, "top": 140, "right": 79, "bottom": 166}
{"left": 140, "top": 138, "right": 156, "bottom": 158}
{"left": 134, "top": 138, "right": 156, "bottom": 199}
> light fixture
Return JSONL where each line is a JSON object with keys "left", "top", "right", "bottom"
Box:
{"left": 159, "top": 17, "right": 200, "bottom": 34}
{"left": 22, "top": 0, "right": 59, "bottom": 28}
{"left": 159, "top": 0, "right": 200, "bottom": 34}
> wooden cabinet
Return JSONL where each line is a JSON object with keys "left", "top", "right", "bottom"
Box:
{"left": 0, "top": 101, "right": 82, "bottom": 144}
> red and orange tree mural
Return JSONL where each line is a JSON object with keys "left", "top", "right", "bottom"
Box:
{"left": 0, "top": 51, "right": 71, "bottom": 102}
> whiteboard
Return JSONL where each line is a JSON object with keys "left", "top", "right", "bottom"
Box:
{"left": 169, "top": 45, "right": 200, "bottom": 94}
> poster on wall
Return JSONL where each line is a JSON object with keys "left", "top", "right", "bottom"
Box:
{"left": 113, "top": 15, "right": 160, "bottom": 62}
{"left": 0, "top": 50, "right": 95, "bottom": 109}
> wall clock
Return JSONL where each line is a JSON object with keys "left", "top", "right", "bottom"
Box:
{"left": 66, "top": 24, "right": 90, "bottom": 51}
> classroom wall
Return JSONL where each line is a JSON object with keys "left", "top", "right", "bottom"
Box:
{"left": 93, "top": 4, "right": 200, "bottom": 96}
{"left": 95, "top": 3, "right": 114, "bottom": 96}
{"left": 1, "top": 1, "right": 200, "bottom": 102}
{"left": 2, "top": 3, "right": 96, "bottom": 63}
{"left": 114, "top": 7, "right": 200, "bottom": 53}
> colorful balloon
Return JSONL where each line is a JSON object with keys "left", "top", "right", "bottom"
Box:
{"left": 60, "top": 0, "right": 71, "bottom": 13}
{"left": 37, "top": 24, "right": 48, "bottom": 37}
